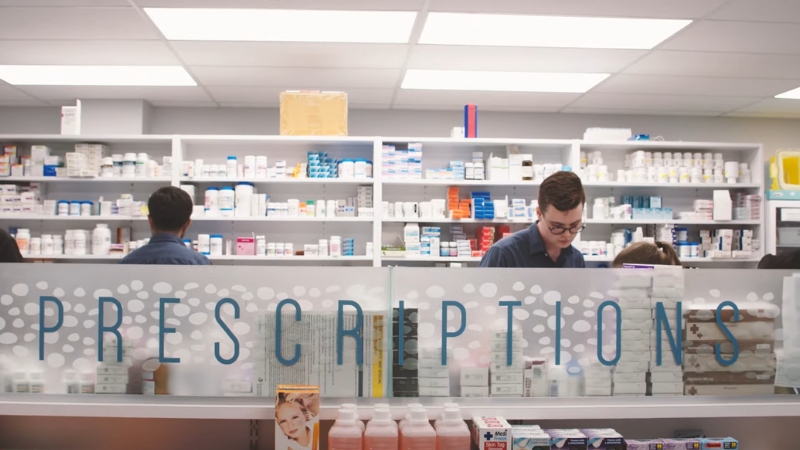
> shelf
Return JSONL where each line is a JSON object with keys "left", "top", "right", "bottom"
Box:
{"left": 382, "top": 256, "right": 482, "bottom": 262}
{"left": 381, "top": 137, "right": 573, "bottom": 148}
{"left": 179, "top": 177, "right": 373, "bottom": 185}
{"left": 178, "top": 135, "right": 376, "bottom": 145}
{"left": 210, "top": 255, "right": 372, "bottom": 262}
{"left": 582, "top": 182, "right": 761, "bottom": 189}
{"left": 382, "top": 179, "right": 539, "bottom": 186}
{"left": 0, "top": 215, "right": 147, "bottom": 221}
{"left": 1, "top": 394, "right": 799, "bottom": 421}
{"left": 585, "top": 219, "right": 760, "bottom": 226}
{"left": 25, "top": 254, "right": 123, "bottom": 260}
{"left": 192, "top": 216, "right": 371, "bottom": 223}
{"left": 383, "top": 218, "right": 533, "bottom": 224}
{"left": 0, "top": 134, "right": 174, "bottom": 144}
{"left": 579, "top": 140, "right": 760, "bottom": 152}
{"left": 0, "top": 177, "right": 171, "bottom": 183}
{"left": 584, "top": 256, "right": 761, "bottom": 263}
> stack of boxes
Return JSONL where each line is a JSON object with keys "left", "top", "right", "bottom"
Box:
{"left": 700, "top": 228, "right": 757, "bottom": 259}
{"left": 381, "top": 143, "right": 422, "bottom": 179}
{"left": 0, "top": 145, "right": 17, "bottom": 177}
{"left": 472, "top": 416, "right": 511, "bottom": 450}
{"left": 75, "top": 143, "right": 108, "bottom": 177}
{"left": 30, "top": 145, "right": 52, "bottom": 177}
{"left": 471, "top": 192, "right": 494, "bottom": 219}
{"left": 404, "top": 223, "right": 420, "bottom": 257}
{"left": 545, "top": 429, "right": 589, "bottom": 450}
{"left": 307, "top": 151, "right": 333, "bottom": 178}
{"left": 459, "top": 366, "right": 489, "bottom": 397}
{"left": 392, "top": 306, "right": 418, "bottom": 397}
{"left": 583, "top": 363, "right": 613, "bottom": 397}
{"left": 420, "top": 226, "right": 441, "bottom": 258}
{"left": 523, "top": 358, "right": 548, "bottom": 397}
{"left": 684, "top": 302, "right": 776, "bottom": 396}
{"left": 511, "top": 425, "right": 550, "bottom": 450}
{"left": 614, "top": 271, "right": 651, "bottom": 397}
{"left": 689, "top": 199, "right": 714, "bottom": 220}
{"left": 490, "top": 327, "right": 524, "bottom": 398}
{"left": 476, "top": 226, "right": 494, "bottom": 257}
{"left": 449, "top": 160, "right": 465, "bottom": 180}
{"left": 486, "top": 154, "right": 510, "bottom": 181}
{"left": 447, "top": 187, "right": 472, "bottom": 219}
{"left": 417, "top": 347, "right": 451, "bottom": 397}
{"left": 581, "top": 428, "right": 626, "bottom": 450}
{"left": 0, "top": 183, "right": 45, "bottom": 215}
{"left": 96, "top": 336, "right": 132, "bottom": 394}
{"left": 649, "top": 267, "right": 685, "bottom": 397}
{"left": 734, "top": 193, "right": 762, "bottom": 221}
{"left": 66, "top": 151, "right": 88, "bottom": 177}
{"left": 341, "top": 237, "right": 355, "bottom": 257}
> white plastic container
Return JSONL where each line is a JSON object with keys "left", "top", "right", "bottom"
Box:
{"left": 339, "top": 404, "right": 365, "bottom": 432}
{"left": 316, "top": 199, "right": 326, "bottom": 217}
{"left": 112, "top": 154, "right": 123, "bottom": 177}
{"left": 74, "top": 231, "right": 87, "bottom": 256}
{"left": 328, "top": 408, "right": 364, "bottom": 450}
{"left": 15, "top": 228, "right": 30, "bottom": 255}
{"left": 64, "top": 230, "right": 74, "bottom": 255}
{"left": 69, "top": 201, "right": 81, "bottom": 216}
{"left": 339, "top": 159, "right": 355, "bottom": 179}
{"left": 210, "top": 234, "right": 223, "bottom": 256}
{"left": 401, "top": 408, "right": 435, "bottom": 450}
{"left": 219, "top": 186, "right": 234, "bottom": 217}
{"left": 235, "top": 182, "right": 254, "bottom": 217}
{"left": 53, "top": 235, "right": 63, "bottom": 255}
{"left": 28, "top": 237, "right": 41, "bottom": 256}
{"left": 256, "top": 156, "right": 268, "bottom": 178}
{"left": 364, "top": 407, "right": 398, "bottom": 450}
{"left": 198, "top": 234, "right": 211, "bottom": 255}
{"left": 284, "top": 243, "right": 293, "bottom": 257}
{"left": 435, "top": 408, "right": 470, "bottom": 450}
{"left": 135, "top": 153, "right": 148, "bottom": 177}
{"left": 244, "top": 155, "right": 256, "bottom": 178}
{"left": 318, "top": 239, "right": 329, "bottom": 257}
{"left": 92, "top": 224, "right": 111, "bottom": 256}
{"left": 256, "top": 236, "right": 266, "bottom": 255}
{"left": 226, "top": 156, "right": 237, "bottom": 178}
{"left": 81, "top": 201, "right": 92, "bottom": 217}
{"left": 267, "top": 243, "right": 276, "bottom": 256}
{"left": 41, "top": 235, "right": 53, "bottom": 256}
{"left": 205, "top": 187, "right": 219, "bottom": 217}
{"left": 330, "top": 236, "right": 342, "bottom": 257}
{"left": 123, "top": 153, "right": 136, "bottom": 177}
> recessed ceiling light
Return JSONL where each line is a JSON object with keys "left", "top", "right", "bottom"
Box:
{"left": 419, "top": 13, "right": 691, "bottom": 49}
{"left": 144, "top": 8, "right": 417, "bottom": 43}
{"left": 401, "top": 70, "right": 609, "bottom": 93}
{"left": 776, "top": 87, "right": 800, "bottom": 99}
{"left": 0, "top": 65, "right": 196, "bottom": 86}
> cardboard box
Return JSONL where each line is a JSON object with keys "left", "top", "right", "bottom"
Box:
{"left": 683, "top": 371, "right": 775, "bottom": 385}
{"left": 275, "top": 384, "right": 319, "bottom": 450}
{"left": 684, "top": 384, "right": 774, "bottom": 396}
{"left": 544, "top": 429, "right": 588, "bottom": 450}
{"left": 280, "top": 91, "right": 347, "bottom": 136}
{"left": 472, "top": 416, "right": 511, "bottom": 450}
{"left": 580, "top": 429, "right": 626, "bottom": 450}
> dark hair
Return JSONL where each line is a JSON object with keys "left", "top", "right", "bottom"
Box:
{"left": 758, "top": 251, "right": 800, "bottom": 269}
{"left": 612, "top": 241, "right": 681, "bottom": 268}
{"left": 148, "top": 187, "right": 193, "bottom": 232}
{"left": 538, "top": 171, "right": 585, "bottom": 213}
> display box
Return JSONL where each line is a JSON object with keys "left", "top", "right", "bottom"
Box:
{"left": 280, "top": 91, "right": 348, "bottom": 136}
{"left": 275, "top": 384, "right": 320, "bottom": 450}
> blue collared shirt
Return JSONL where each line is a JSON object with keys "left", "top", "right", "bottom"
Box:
{"left": 479, "top": 223, "right": 585, "bottom": 268}
{"left": 120, "top": 233, "right": 211, "bottom": 265}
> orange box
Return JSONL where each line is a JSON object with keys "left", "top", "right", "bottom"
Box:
{"left": 280, "top": 91, "right": 348, "bottom": 136}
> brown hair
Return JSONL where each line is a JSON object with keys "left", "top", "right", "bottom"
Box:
{"left": 612, "top": 241, "right": 681, "bottom": 268}
{"left": 538, "top": 171, "right": 585, "bottom": 213}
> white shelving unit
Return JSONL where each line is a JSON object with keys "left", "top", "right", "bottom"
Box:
{"left": 0, "top": 135, "right": 764, "bottom": 268}
{"left": 766, "top": 199, "right": 800, "bottom": 255}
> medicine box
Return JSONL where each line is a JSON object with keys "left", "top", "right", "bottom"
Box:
{"left": 460, "top": 367, "right": 489, "bottom": 387}
{"left": 461, "top": 385, "right": 489, "bottom": 397}
{"left": 472, "top": 416, "right": 511, "bottom": 450}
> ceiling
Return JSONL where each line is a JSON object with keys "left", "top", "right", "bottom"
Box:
{"left": 2, "top": 0, "right": 800, "bottom": 117}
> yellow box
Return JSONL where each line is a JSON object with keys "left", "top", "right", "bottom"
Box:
{"left": 280, "top": 91, "right": 348, "bottom": 136}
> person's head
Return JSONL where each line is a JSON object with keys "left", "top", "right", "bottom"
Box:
{"left": 276, "top": 397, "right": 309, "bottom": 440}
{"left": 612, "top": 241, "right": 681, "bottom": 268}
{"left": 536, "top": 171, "right": 586, "bottom": 249}
{"left": 147, "top": 186, "right": 193, "bottom": 237}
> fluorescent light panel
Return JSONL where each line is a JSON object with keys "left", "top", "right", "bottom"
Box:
{"left": 419, "top": 13, "right": 691, "bottom": 49}
{"left": 144, "top": 8, "right": 417, "bottom": 43}
{"left": 402, "top": 70, "right": 609, "bottom": 93}
{"left": 776, "top": 87, "right": 800, "bottom": 99}
{"left": 0, "top": 65, "right": 196, "bottom": 86}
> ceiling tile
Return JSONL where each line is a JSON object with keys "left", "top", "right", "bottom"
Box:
{"left": 407, "top": 47, "right": 645, "bottom": 73}
{"left": 429, "top": 0, "right": 728, "bottom": 18}
{"left": 567, "top": 93, "right": 761, "bottom": 112}
{"left": 0, "top": 41, "right": 178, "bottom": 65}
{"left": 710, "top": 0, "right": 800, "bottom": 23}
{"left": 0, "top": 7, "right": 159, "bottom": 40}
{"left": 727, "top": 98, "right": 800, "bottom": 116}
{"left": 624, "top": 51, "right": 800, "bottom": 79}
{"left": 12, "top": 86, "right": 213, "bottom": 103}
{"left": 390, "top": 104, "right": 561, "bottom": 112}
{"left": 146, "top": 100, "right": 218, "bottom": 107}
{"left": 592, "top": 74, "right": 800, "bottom": 97}
{"left": 562, "top": 107, "right": 721, "bottom": 117}
{"left": 207, "top": 86, "right": 394, "bottom": 106}
{"left": 393, "top": 90, "right": 581, "bottom": 109}
{"left": 172, "top": 42, "right": 408, "bottom": 68}
{"left": 133, "top": 0, "right": 423, "bottom": 9}
{"left": 661, "top": 20, "right": 800, "bottom": 54}
{"left": 0, "top": 0, "right": 127, "bottom": 4}
{"left": 191, "top": 67, "right": 401, "bottom": 88}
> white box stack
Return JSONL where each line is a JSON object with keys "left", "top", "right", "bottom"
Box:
{"left": 96, "top": 336, "right": 132, "bottom": 394}
{"left": 614, "top": 272, "right": 651, "bottom": 396}
{"left": 490, "top": 326, "right": 524, "bottom": 397}
{"left": 460, "top": 366, "right": 489, "bottom": 397}
{"left": 649, "top": 266, "right": 685, "bottom": 397}
{"left": 418, "top": 347, "right": 451, "bottom": 397}
{"left": 583, "top": 363, "right": 613, "bottom": 396}
{"left": 75, "top": 144, "right": 109, "bottom": 177}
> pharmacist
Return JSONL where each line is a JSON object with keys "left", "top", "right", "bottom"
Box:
{"left": 121, "top": 186, "right": 210, "bottom": 265}
{"left": 0, "top": 228, "right": 23, "bottom": 263}
{"left": 480, "top": 171, "right": 586, "bottom": 268}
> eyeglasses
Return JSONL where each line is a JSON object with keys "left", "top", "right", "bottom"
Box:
{"left": 542, "top": 216, "right": 585, "bottom": 235}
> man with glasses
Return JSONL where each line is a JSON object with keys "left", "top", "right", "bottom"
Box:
{"left": 480, "top": 171, "right": 586, "bottom": 268}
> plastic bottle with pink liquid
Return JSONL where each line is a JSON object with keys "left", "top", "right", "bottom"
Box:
{"left": 435, "top": 407, "right": 470, "bottom": 450}
{"left": 328, "top": 408, "right": 363, "bottom": 450}
{"left": 401, "top": 407, "right": 436, "bottom": 450}
{"left": 340, "top": 403, "right": 366, "bottom": 432}
{"left": 364, "top": 407, "right": 398, "bottom": 450}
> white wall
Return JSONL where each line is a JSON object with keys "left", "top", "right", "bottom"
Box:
{"left": 2, "top": 106, "right": 800, "bottom": 160}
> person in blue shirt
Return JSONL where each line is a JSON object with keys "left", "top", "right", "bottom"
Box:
{"left": 480, "top": 171, "right": 586, "bottom": 268}
{"left": 121, "top": 186, "right": 210, "bottom": 265}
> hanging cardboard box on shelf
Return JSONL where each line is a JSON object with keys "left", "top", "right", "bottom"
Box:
{"left": 280, "top": 91, "right": 348, "bottom": 136}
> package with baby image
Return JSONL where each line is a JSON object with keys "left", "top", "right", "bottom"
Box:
{"left": 275, "top": 384, "right": 320, "bottom": 450}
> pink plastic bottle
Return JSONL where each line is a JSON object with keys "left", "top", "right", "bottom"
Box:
{"left": 364, "top": 407, "right": 398, "bottom": 450}
{"left": 329, "top": 408, "right": 364, "bottom": 450}
{"left": 401, "top": 408, "right": 436, "bottom": 450}
{"left": 340, "top": 403, "right": 366, "bottom": 432}
{"left": 435, "top": 408, "right": 470, "bottom": 450}
{"left": 399, "top": 402, "right": 423, "bottom": 450}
